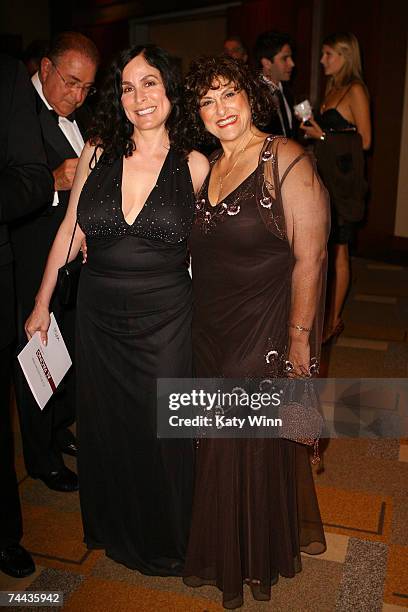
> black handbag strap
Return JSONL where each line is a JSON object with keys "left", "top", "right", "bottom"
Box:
{"left": 65, "top": 220, "right": 78, "bottom": 266}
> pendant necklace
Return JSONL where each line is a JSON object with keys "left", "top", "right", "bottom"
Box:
{"left": 216, "top": 133, "right": 255, "bottom": 204}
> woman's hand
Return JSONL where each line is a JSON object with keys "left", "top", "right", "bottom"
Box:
{"left": 287, "top": 336, "right": 311, "bottom": 378}
{"left": 25, "top": 304, "right": 51, "bottom": 346}
{"left": 299, "top": 117, "right": 324, "bottom": 140}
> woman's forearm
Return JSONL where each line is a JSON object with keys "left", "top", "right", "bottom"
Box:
{"left": 35, "top": 221, "right": 84, "bottom": 309}
{"left": 289, "top": 252, "right": 326, "bottom": 343}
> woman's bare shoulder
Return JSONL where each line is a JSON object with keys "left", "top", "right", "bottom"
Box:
{"left": 276, "top": 138, "right": 307, "bottom": 173}
{"left": 80, "top": 141, "right": 104, "bottom": 173}
{"left": 188, "top": 149, "right": 209, "bottom": 168}
{"left": 187, "top": 149, "right": 210, "bottom": 193}
{"left": 348, "top": 81, "right": 369, "bottom": 101}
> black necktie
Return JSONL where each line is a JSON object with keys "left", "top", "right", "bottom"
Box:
{"left": 50, "top": 109, "right": 76, "bottom": 123}
{"left": 275, "top": 89, "right": 291, "bottom": 137}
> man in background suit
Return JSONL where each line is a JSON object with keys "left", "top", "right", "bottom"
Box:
{"left": 11, "top": 32, "right": 99, "bottom": 493}
{"left": 254, "top": 31, "right": 296, "bottom": 138}
{"left": 0, "top": 53, "right": 53, "bottom": 578}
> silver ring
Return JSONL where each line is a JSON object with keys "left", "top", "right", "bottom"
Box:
{"left": 308, "top": 358, "right": 319, "bottom": 376}
{"left": 284, "top": 360, "right": 294, "bottom": 373}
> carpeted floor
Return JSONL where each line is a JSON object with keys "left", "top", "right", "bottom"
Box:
{"left": 2, "top": 257, "right": 408, "bottom": 611}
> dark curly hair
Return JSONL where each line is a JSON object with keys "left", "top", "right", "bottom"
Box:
{"left": 184, "top": 55, "right": 273, "bottom": 147}
{"left": 88, "top": 44, "right": 190, "bottom": 162}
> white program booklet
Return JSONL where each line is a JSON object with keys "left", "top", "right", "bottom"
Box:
{"left": 17, "top": 313, "right": 72, "bottom": 410}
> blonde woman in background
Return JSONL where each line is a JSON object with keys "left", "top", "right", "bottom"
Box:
{"left": 301, "top": 32, "right": 371, "bottom": 342}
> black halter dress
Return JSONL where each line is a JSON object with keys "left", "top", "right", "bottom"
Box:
{"left": 75, "top": 148, "right": 195, "bottom": 575}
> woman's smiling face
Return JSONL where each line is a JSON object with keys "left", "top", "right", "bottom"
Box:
{"left": 120, "top": 53, "right": 171, "bottom": 132}
{"left": 198, "top": 79, "right": 253, "bottom": 143}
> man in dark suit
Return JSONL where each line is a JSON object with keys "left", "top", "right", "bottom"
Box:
{"left": 0, "top": 54, "right": 53, "bottom": 577}
{"left": 11, "top": 32, "right": 99, "bottom": 492}
{"left": 254, "top": 31, "right": 296, "bottom": 138}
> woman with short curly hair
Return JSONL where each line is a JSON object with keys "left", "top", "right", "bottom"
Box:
{"left": 183, "top": 55, "right": 329, "bottom": 609}
{"left": 183, "top": 54, "right": 272, "bottom": 148}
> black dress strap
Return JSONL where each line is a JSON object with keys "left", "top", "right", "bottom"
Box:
{"left": 89, "top": 144, "right": 103, "bottom": 170}
{"left": 334, "top": 85, "right": 353, "bottom": 109}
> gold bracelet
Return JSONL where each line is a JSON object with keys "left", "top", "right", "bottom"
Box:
{"left": 288, "top": 323, "right": 312, "bottom": 332}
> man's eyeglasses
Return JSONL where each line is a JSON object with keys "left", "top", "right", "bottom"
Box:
{"left": 51, "top": 60, "right": 96, "bottom": 97}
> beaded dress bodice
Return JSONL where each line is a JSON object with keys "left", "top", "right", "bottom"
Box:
{"left": 77, "top": 148, "right": 194, "bottom": 243}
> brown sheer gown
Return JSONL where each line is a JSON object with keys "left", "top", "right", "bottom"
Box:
{"left": 184, "top": 136, "right": 330, "bottom": 609}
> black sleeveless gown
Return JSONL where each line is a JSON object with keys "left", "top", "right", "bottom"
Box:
{"left": 76, "top": 148, "right": 195, "bottom": 574}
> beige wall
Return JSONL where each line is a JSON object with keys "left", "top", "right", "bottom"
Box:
{"left": 149, "top": 16, "right": 226, "bottom": 74}
{"left": 0, "top": 0, "right": 50, "bottom": 48}
{"left": 394, "top": 41, "right": 408, "bottom": 238}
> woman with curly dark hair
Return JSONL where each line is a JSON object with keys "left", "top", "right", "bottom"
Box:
{"left": 183, "top": 55, "right": 329, "bottom": 608}
{"left": 25, "top": 45, "right": 209, "bottom": 574}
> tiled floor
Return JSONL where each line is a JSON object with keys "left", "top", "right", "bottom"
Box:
{"left": 2, "top": 257, "right": 408, "bottom": 611}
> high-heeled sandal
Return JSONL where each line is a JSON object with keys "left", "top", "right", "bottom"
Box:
{"left": 322, "top": 319, "right": 344, "bottom": 344}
